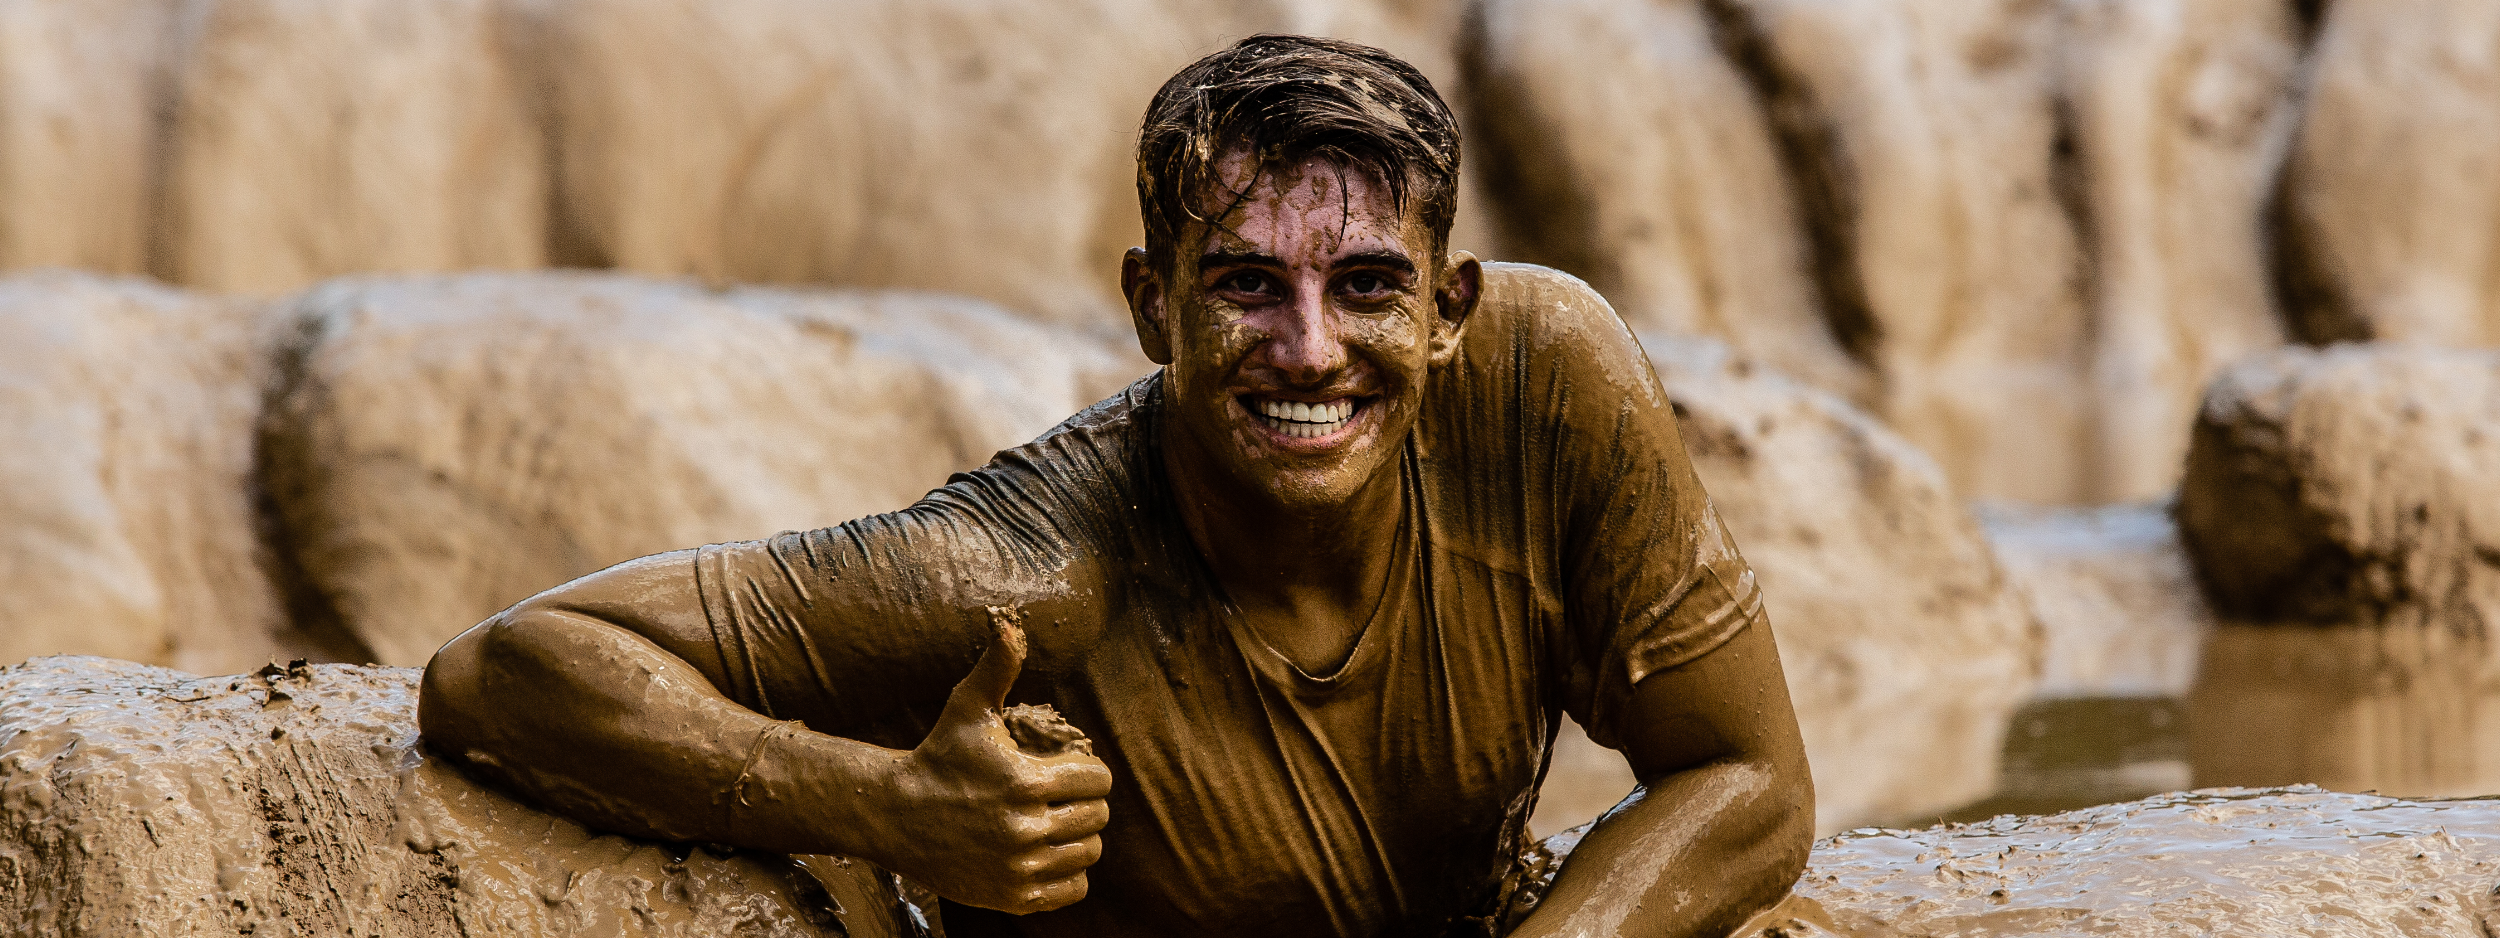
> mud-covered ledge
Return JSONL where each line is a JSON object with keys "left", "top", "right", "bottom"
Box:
{"left": 5, "top": 655, "right": 2494, "bottom": 937}
{"left": 0, "top": 656, "right": 919, "bottom": 938}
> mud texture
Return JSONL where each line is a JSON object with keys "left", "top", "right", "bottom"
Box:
{"left": 1643, "top": 336, "right": 2040, "bottom": 833}
{"left": 257, "top": 272, "right": 1140, "bottom": 666}
{"left": 0, "top": 655, "right": 919, "bottom": 938}
{"left": 1797, "top": 787, "right": 2500, "bottom": 937}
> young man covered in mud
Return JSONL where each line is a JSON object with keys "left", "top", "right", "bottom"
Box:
{"left": 421, "top": 35, "right": 1812, "bottom": 938}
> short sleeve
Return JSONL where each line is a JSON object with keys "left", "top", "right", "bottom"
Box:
{"left": 1573, "top": 501, "right": 1764, "bottom": 750}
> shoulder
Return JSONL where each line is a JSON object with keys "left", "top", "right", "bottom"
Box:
{"left": 1439, "top": 262, "right": 1670, "bottom": 423}
{"left": 928, "top": 374, "right": 1161, "bottom": 517}
{"left": 904, "top": 374, "right": 1168, "bottom": 670}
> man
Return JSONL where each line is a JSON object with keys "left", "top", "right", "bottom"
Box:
{"left": 420, "top": 35, "right": 1812, "bottom": 937}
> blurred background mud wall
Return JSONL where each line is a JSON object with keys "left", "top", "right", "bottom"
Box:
{"left": 4, "top": 0, "right": 2500, "bottom": 833}
{"left": 7, "top": 0, "right": 2485, "bottom": 500}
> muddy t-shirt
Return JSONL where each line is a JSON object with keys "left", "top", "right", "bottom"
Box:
{"left": 691, "top": 264, "right": 1762, "bottom": 938}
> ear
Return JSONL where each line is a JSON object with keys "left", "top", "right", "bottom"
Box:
{"left": 1429, "top": 252, "right": 1481, "bottom": 367}
{"left": 1123, "top": 248, "right": 1174, "bottom": 366}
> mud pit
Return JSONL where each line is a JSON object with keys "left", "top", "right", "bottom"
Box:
{"left": 9, "top": 654, "right": 2496, "bottom": 937}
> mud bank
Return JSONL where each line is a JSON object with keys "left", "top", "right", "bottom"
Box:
{"left": 0, "top": 655, "right": 916, "bottom": 937}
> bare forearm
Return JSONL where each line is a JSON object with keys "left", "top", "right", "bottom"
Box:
{"left": 417, "top": 606, "right": 904, "bottom": 857}
{"left": 1510, "top": 758, "right": 1812, "bottom": 938}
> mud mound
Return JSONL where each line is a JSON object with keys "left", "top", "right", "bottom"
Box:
{"left": 1798, "top": 787, "right": 2500, "bottom": 937}
{"left": 1705, "top": 0, "right": 2091, "bottom": 504}
{"left": 2175, "top": 343, "right": 2500, "bottom": 796}
{"left": 1645, "top": 336, "right": 2042, "bottom": 832}
{"left": 2176, "top": 344, "right": 2500, "bottom": 628}
{"left": 0, "top": 273, "right": 301, "bottom": 675}
{"left": 1464, "top": 0, "right": 1868, "bottom": 402}
{"left": 0, "top": 655, "right": 916, "bottom": 937}
{"left": 259, "top": 272, "right": 1143, "bottom": 666}
{"left": 2279, "top": 0, "right": 2500, "bottom": 347}
{"left": 158, "top": 0, "right": 546, "bottom": 293}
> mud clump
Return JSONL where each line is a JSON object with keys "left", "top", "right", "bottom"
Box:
{"left": 1001, "top": 703, "right": 1092, "bottom": 758}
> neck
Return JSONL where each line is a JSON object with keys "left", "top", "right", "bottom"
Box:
{"left": 1158, "top": 411, "right": 1405, "bottom": 661}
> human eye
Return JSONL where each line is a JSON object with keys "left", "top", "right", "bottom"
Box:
{"left": 1213, "top": 270, "right": 1276, "bottom": 302}
{"left": 1338, "top": 270, "right": 1402, "bottom": 302}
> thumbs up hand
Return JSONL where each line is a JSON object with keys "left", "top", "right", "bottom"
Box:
{"left": 876, "top": 608, "right": 1112, "bottom": 914}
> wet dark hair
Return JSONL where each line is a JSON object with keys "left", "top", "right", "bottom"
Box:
{"left": 1136, "top": 34, "right": 1462, "bottom": 274}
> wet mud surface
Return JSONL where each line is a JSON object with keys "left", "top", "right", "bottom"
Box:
{"left": 1799, "top": 787, "right": 2500, "bottom": 937}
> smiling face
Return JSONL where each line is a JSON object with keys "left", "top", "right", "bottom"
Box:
{"left": 1124, "top": 154, "right": 1479, "bottom": 513}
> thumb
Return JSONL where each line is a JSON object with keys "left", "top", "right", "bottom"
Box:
{"left": 936, "top": 606, "right": 1028, "bottom": 732}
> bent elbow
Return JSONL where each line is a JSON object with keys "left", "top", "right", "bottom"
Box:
{"left": 416, "top": 605, "right": 551, "bottom": 764}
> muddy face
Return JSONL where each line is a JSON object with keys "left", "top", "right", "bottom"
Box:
{"left": 1130, "top": 154, "right": 1477, "bottom": 512}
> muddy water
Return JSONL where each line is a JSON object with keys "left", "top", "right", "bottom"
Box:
{"left": 2189, "top": 622, "right": 2500, "bottom": 797}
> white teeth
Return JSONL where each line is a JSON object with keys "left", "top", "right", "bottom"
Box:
{"left": 1249, "top": 396, "right": 1357, "bottom": 438}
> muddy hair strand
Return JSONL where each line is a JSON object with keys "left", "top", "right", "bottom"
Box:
{"left": 1136, "top": 35, "right": 1461, "bottom": 273}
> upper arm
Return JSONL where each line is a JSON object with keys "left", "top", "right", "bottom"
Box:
{"left": 522, "top": 548, "right": 724, "bottom": 675}
{"left": 1614, "top": 616, "right": 1810, "bottom": 789}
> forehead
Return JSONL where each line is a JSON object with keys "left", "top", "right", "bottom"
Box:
{"left": 1194, "top": 153, "right": 1427, "bottom": 256}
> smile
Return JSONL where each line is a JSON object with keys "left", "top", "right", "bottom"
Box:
{"left": 1248, "top": 396, "right": 1360, "bottom": 439}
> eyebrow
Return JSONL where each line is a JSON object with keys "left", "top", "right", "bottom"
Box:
{"left": 1336, "top": 251, "right": 1418, "bottom": 275}
{"left": 1199, "top": 248, "right": 1285, "bottom": 269}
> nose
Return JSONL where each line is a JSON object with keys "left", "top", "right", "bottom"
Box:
{"left": 1261, "top": 283, "right": 1344, "bottom": 385}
